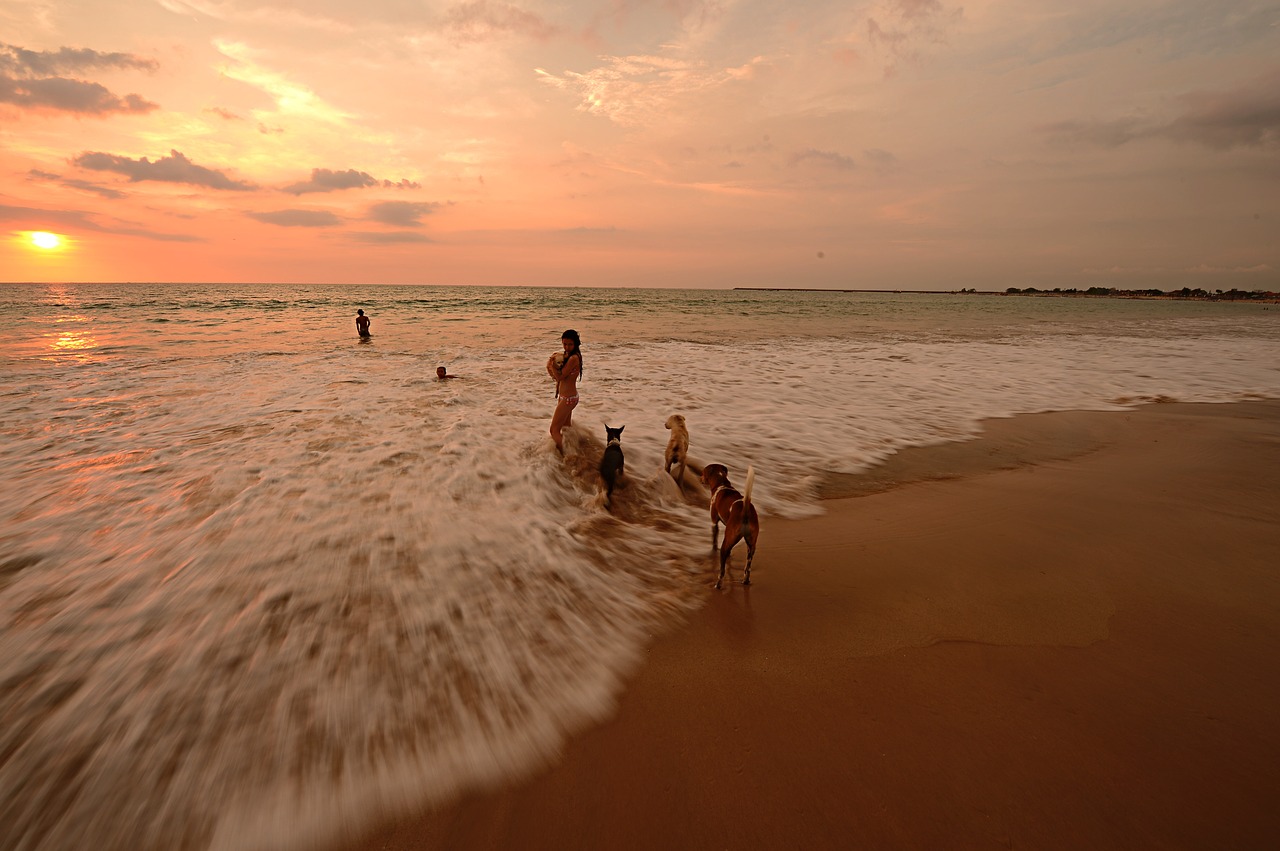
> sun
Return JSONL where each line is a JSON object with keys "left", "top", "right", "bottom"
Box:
{"left": 31, "top": 231, "right": 63, "bottom": 250}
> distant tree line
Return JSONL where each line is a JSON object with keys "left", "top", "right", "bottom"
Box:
{"left": 1003, "top": 287, "right": 1279, "bottom": 301}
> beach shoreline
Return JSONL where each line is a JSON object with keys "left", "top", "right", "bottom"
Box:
{"left": 348, "top": 399, "right": 1280, "bottom": 851}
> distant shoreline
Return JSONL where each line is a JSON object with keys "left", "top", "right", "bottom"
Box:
{"left": 735, "top": 286, "right": 1280, "bottom": 303}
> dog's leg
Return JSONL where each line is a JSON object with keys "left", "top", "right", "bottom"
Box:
{"left": 676, "top": 459, "right": 686, "bottom": 493}
{"left": 710, "top": 515, "right": 723, "bottom": 587}
{"left": 717, "top": 539, "right": 733, "bottom": 590}
{"left": 743, "top": 539, "right": 755, "bottom": 586}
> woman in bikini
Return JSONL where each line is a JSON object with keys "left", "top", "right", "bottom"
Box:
{"left": 547, "top": 329, "right": 582, "bottom": 454}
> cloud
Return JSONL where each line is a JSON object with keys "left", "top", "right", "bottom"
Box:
{"left": 1082, "top": 263, "right": 1275, "bottom": 275}
{"left": 214, "top": 39, "right": 350, "bottom": 125}
{"left": 536, "top": 54, "right": 770, "bottom": 127}
{"left": 863, "top": 148, "right": 898, "bottom": 173}
{"left": 205, "top": 106, "right": 244, "bottom": 120}
{"left": 61, "top": 179, "right": 128, "bottom": 200}
{"left": 27, "top": 168, "right": 129, "bottom": 199}
{"left": 443, "top": 0, "right": 562, "bottom": 43}
{"left": 367, "top": 200, "right": 441, "bottom": 226}
{"left": 0, "top": 43, "right": 157, "bottom": 76}
{"left": 284, "top": 168, "right": 377, "bottom": 194}
{"left": 157, "top": 0, "right": 353, "bottom": 32}
{"left": 0, "top": 43, "right": 158, "bottom": 116}
{"left": 0, "top": 203, "right": 200, "bottom": 242}
{"left": 789, "top": 148, "right": 856, "bottom": 169}
{"left": 1038, "top": 116, "right": 1147, "bottom": 148}
{"left": 1164, "top": 72, "right": 1280, "bottom": 150}
{"left": 1041, "top": 71, "right": 1280, "bottom": 151}
{"left": 282, "top": 168, "right": 422, "bottom": 195}
{"left": 865, "top": 0, "right": 962, "bottom": 74}
{"left": 0, "top": 75, "right": 157, "bottom": 115}
{"left": 1186, "top": 263, "right": 1273, "bottom": 274}
{"left": 246, "top": 209, "right": 343, "bottom": 227}
{"left": 72, "top": 149, "right": 257, "bottom": 190}
{"left": 346, "top": 231, "right": 434, "bottom": 244}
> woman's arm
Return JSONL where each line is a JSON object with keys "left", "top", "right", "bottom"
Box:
{"left": 560, "top": 354, "right": 580, "bottom": 381}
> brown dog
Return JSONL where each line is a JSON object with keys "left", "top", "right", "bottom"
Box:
{"left": 700, "top": 463, "right": 759, "bottom": 588}
{"left": 664, "top": 414, "right": 690, "bottom": 491}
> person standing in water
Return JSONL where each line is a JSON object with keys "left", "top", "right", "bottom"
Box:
{"left": 546, "top": 329, "right": 582, "bottom": 454}
{"left": 355, "top": 309, "right": 371, "bottom": 337}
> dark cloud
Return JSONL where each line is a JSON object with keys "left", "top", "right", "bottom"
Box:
{"left": 72, "top": 149, "right": 257, "bottom": 190}
{"left": 1041, "top": 71, "right": 1280, "bottom": 151}
{"left": 206, "top": 106, "right": 244, "bottom": 120}
{"left": 27, "top": 168, "right": 130, "bottom": 199}
{"left": 1164, "top": 72, "right": 1280, "bottom": 149}
{"left": 0, "top": 203, "right": 200, "bottom": 242}
{"left": 284, "top": 168, "right": 377, "bottom": 193}
{"left": 0, "top": 75, "right": 156, "bottom": 115}
{"left": 247, "top": 209, "right": 343, "bottom": 227}
{"left": 0, "top": 43, "right": 158, "bottom": 116}
{"left": 346, "top": 232, "right": 434, "bottom": 244}
{"left": 0, "top": 43, "right": 157, "bottom": 75}
{"left": 367, "top": 200, "right": 441, "bottom": 227}
{"left": 282, "top": 168, "right": 421, "bottom": 194}
{"left": 443, "top": 1, "right": 561, "bottom": 44}
{"left": 789, "top": 148, "right": 856, "bottom": 169}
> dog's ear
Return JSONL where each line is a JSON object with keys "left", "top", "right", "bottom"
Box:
{"left": 617, "top": 425, "right": 624, "bottom": 433}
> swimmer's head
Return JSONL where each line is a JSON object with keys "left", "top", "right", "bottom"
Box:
{"left": 357, "top": 309, "right": 364, "bottom": 316}
{"left": 436, "top": 366, "right": 447, "bottom": 378}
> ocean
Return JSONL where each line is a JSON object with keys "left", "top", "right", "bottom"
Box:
{"left": 2, "top": 283, "right": 1278, "bottom": 850}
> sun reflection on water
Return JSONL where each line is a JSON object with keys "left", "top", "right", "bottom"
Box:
{"left": 46, "top": 324, "right": 98, "bottom": 360}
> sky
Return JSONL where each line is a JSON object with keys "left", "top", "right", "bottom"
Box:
{"left": 1, "top": 0, "right": 1277, "bottom": 289}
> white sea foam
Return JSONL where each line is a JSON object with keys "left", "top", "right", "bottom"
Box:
{"left": 1, "top": 284, "right": 1277, "bottom": 850}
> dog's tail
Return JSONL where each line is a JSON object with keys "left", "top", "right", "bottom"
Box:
{"left": 743, "top": 465, "right": 755, "bottom": 510}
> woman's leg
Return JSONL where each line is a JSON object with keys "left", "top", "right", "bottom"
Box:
{"left": 550, "top": 399, "right": 572, "bottom": 452}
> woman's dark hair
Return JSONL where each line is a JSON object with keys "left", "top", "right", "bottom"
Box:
{"left": 561, "top": 329, "right": 583, "bottom": 379}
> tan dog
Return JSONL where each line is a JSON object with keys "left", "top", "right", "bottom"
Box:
{"left": 700, "top": 463, "right": 759, "bottom": 588}
{"left": 664, "top": 414, "right": 690, "bottom": 491}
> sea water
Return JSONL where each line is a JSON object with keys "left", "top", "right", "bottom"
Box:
{"left": 1, "top": 283, "right": 1278, "bottom": 850}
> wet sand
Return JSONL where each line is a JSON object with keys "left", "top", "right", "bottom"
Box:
{"left": 355, "top": 400, "right": 1280, "bottom": 850}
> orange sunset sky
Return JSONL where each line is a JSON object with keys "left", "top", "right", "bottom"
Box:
{"left": 2, "top": 0, "right": 1277, "bottom": 289}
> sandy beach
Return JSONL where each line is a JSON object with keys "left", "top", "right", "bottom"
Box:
{"left": 357, "top": 400, "right": 1279, "bottom": 850}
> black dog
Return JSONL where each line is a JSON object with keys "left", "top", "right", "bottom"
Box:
{"left": 599, "top": 425, "right": 625, "bottom": 509}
